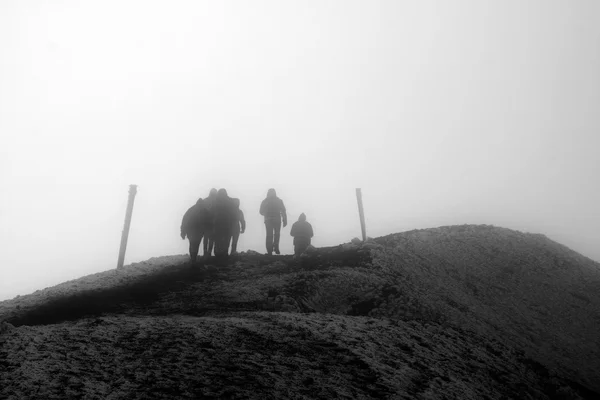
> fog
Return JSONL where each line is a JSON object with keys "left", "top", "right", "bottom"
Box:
{"left": 1, "top": 0, "right": 599, "bottom": 301}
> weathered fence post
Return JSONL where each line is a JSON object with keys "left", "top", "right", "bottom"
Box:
{"left": 356, "top": 188, "right": 367, "bottom": 242}
{"left": 117, "top": 184, "right": 138, "bottom": 270}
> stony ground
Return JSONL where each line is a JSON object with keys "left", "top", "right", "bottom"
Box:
{"left": 1, "top": 225, "right": 599, "bottom": 399}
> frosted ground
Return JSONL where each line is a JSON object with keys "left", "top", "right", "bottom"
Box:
{"left": 1, "top": 225, "right": 599, "bottom": 399}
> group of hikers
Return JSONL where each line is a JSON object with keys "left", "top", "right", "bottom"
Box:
{"left": 180, "top": 188, "right": 314, "bottom": 263}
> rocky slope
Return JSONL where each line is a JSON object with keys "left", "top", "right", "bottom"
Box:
{"left": 1, "top": 224, "right": 599, "bottom": 399}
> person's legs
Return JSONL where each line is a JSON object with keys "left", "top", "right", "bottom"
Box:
{"left": 214, "top": 229, "right": 231, "bottom": 266}
{"left": 225, "top": 234, "right": 232, "bottom": 255}
{"left": 273, "top": 219, "right": 282, "bottom": 254}
{"left": 293, "top": 237, "right": 310, "bottom": 255}
{"left": 214, "top": 231, "right": 224, "bottom": 257}
{"left": 189, "top": 238, "right": 201, "bottom": 263}
{"left": 202, "top": 234, "right": 209, "bottom": 257}
{"left": 203, "top": 226, "right": 215, "bottom": 257}
{"left": 203, "top": 234, "right": 209, "bottom": 256}
{"left": 231, "top": 231, "right": 240, "bottom": 254}
{"left": 265, "top": 220, "right": 274, "bottom": 254}
{"left": 214, "top": 225, "right": 232, "bottom": 255}
{"left": 207, "top": 234, "right": 215, "bottom": 256}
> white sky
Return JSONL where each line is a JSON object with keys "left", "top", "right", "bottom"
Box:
{"left": 1, "top": 0, "right": 599, "bottom": 301}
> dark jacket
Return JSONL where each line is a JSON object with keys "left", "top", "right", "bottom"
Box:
{"left": 259, "top": 189, "right": 287, "bottom": 225}
{"left": 205, "top": 189, "right": 218, "bottom": 211}
{"left": 213, "top": 189, "right": 237, "bottom": 233}
{"left": 290, "top": 213, "right": 313, "bottom": 239}
{"left": 181, "top": 199, "right": 211, "bottom": 240}
{"left": 231, "top": 198, "right": 246, "bottom": 234}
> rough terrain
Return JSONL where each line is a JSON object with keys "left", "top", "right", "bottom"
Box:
{"left": 1, "top": 224, "right": 599, "bottom": 399}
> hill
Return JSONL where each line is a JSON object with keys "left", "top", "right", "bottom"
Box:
{"left": 371, "top": 225, "right": 600, "bottom": 391}
{"left": 1, "top": 224, "right": 599, "bottom": 399}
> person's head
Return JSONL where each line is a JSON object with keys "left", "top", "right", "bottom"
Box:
{"left": 217, "top": 188, "right": 228, "bottom": 199}
{"left": 299, "top": 213, "right": 306, "bottom": 222}
{"left": 232, "top": 198, "right": 240, "bottom": 208}
{"left": 267, "top": 188, "right": 276, "bottom": 198}
{"left": 208, "top": 188, "right": 217, "bottom": 198}
{"left": 196, "top": 198, "right": 205, "bottom": 206}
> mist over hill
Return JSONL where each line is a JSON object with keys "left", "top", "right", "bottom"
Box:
{"left": 1, "top": 225, "right": 599, "bottom": 399}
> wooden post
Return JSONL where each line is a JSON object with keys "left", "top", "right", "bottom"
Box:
{"left": 117, "top": 184, "right": 138, "bottom": 269}
{"left": 356, "top": 188, "right": 367, "bottom": 242}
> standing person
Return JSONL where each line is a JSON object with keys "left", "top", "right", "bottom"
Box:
{"left": 259, "top": 188, "right": 287, "bottom": 255}
{"left": 290, "top": 213, "right": 314, "bottom": 256}
{"left": 180, "top": 198, "right": 211, "bottom": 264}
{"left": 203, "top": 188, "right": 218, "bottom": 257}
{"left": 212, "top": 188, "right": 236, "bottom": 262}
{"left": 230, "top": 198, "right": 246, "bottom": 255}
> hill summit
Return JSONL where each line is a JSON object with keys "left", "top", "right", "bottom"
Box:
{"left": 1, "top": 224, "right": 599, "bottom": 399}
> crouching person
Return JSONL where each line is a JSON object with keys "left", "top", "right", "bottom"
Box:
{"left": 181, "top": 198, "right": 211, "bottom": 264}
{"left": 290, "top": 213, "right": 314, "bottom": 256}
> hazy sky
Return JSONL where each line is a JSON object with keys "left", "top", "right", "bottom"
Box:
{"left": 2, "top": 1, "right": 599, "bottom": 301}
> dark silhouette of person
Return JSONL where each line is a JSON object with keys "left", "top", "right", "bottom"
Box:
{"left": 230, "top": 198, "right": 246, "bottom": 255}
{"left": 180, "top": 198, "right": 212, "bottom": 263}
{"left": 259, "top": 188, "right": 287, "bottom": 255}
{"left": 203, "top": 188, "right": 218, "bottom": 257}
{"left": 290, "top": 213, "right": 314, "bottom": 256}
{"left": 212, "top": 188, "right": 236, "bottom": 261}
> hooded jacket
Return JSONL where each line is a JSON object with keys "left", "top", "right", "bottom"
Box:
{"left": 231, "top": 198, "right": 246, "bottom": 233}
{"left": 259, "top": 188, "right": 287, "bottom": 225}
{"left": 213, "top": 189, "right": 237, "bottom": 232}
{"left": 204, "top": 188, "right": 218, "bottom": 211}
{"left": 181, "top": 198, "right": 211, "bottom": 240}
{"left": 290, "top": 213, "right": 313, "bottom": 239}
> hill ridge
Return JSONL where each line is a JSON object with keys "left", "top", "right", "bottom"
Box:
{"left": 1, "top": 224, "right": 599, "bottom": 398}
